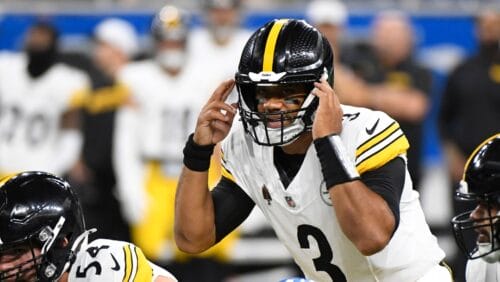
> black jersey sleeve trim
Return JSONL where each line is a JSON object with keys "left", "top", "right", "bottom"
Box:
{"left": 361, "top": 157, "right": 406, "bottom": 234}
{"left": 212, "top": 176, "right": 255, "bottom": 243}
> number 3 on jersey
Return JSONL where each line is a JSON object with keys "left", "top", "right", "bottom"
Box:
{"left": 297, "top": 224, "right": 346, "bottom": 282}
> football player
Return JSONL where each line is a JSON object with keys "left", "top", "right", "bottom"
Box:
{"left": 451, "top": 134, "right": 500, "bottom": 281}
{"left": 114, "top": 5, "right": 235, "bottom": 267}
{"left": 0, "top": 21, "right": 89, "bottom": 177}
{"left": 0, "top": 171, "right": 176, "bottom": 282}
{"left": 175, "top": 19, "right": 451, "bottom": 281}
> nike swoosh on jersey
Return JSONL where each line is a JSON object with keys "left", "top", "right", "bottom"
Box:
{"left": 365, "top": 118, "right": 380, "bottom": 135}
{"left": 110, "top": 253, "right": 120, "bottom": 271}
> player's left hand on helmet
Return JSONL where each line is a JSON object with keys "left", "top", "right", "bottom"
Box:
{"left": 312, "top": 77, "right": 343, "bottom": 139}
{"left": 194, "top": 79, "right": 237, "bottom": 145}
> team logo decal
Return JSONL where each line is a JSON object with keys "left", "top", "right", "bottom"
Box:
{"left": 285, "top": 196, "right": 296, "bottom": 208}
{"left": 262, "top": 185, "right": 272, "bottom": 205}
{"left": 319, "top": 180, "right": 332, "bottom": 206}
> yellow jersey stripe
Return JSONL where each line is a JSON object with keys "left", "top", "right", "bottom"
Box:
{"left": 356, "top": 134, "right": 409, "bottom": 174}
{"left": 221, "top": 165, "right": 236, "bottom": 183}
{"left": 129, "top": 244, "right": 138, "bottom": 282}
{"left": 122, "top": 245, "right": 132, "bottom": 282}
{"left": 132, "top": 245, "right": 153, "bottom": 281}
{"left": 356, "top": 122, "right": 399, "bottom": 158}
{"left": 84, "top": 84, "right": 130, "bottom": 113}
{"left": 263, "top": 19, "right": 288, "bottom": 72}
{"left": 462, "top": 133, "right": 500, "bottom": 180}
{"left": 68, "top": 88, "right": 89, "bottom": 109}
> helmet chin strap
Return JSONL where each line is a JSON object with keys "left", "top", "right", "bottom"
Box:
{"left": 60, "top": 228, "right": 96, "bottom": 276}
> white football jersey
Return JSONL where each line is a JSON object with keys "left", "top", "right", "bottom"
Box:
{"left": 221, "top": 105, "right": 445, "bottom": 282}
{"left": 117, "top": 60, "right": 205, "bottom": 171}
{"left": 187, "top": 28, "right": 251, "bottom": 104}
{"left": 68, "top": 239, "right": 177, "bottom": 282}
{"left": 466, "top": 258, "right": 500, "bottom": 282}
{"left": 114, "top": 59, "right": 210, "bottom": 224}
{"left": 0, "top": 52, "right": 88, "bottom": 174}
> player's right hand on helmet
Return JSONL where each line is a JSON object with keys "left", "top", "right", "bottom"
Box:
{"left": 193, "top": 79, "right": 237, "bottom": 146}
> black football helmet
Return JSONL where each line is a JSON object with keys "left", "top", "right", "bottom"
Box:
{"left": 451, "top": 134, "right": 500, "bottom": 261}
{"left": 151, "top": 5, "right": 189, "bottom": 42}
{"left": 235, "top": 19, "right": 334, "bottom": 146}
{"left": 0, "top": 171, "right": 86, "bottom": 281}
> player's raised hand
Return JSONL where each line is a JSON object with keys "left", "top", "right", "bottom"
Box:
{"left": 193, "top": 79, "right": 237, "bottom": 145}
{"left": 312, "top": 77, "right": 343, "bottom": 139}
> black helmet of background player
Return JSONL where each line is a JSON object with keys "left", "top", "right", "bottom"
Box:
{"left": 203, "top": 0, "right": 241, "bottom": 44}
{"left": 235, "top": 19, "right": 334, "bottom": 146}
{"left": 0, "top": 171, "right": 86, "bottom": 281}
{"left": 452, "top": 134, "right": 500, "bottom": 262}
{"left": 151, "top": 5, "right": 190, "bottom": 72}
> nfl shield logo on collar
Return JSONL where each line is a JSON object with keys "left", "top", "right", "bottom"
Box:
{"left": 262, "top": 185, "right": 272, "bottom": 205}
{"left": 285, "top": 196, "right": 296, "bottom": 208}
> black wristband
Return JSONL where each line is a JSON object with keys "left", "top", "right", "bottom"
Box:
{"left": 183, "top": 133, "right": 215, "bottom": 171}
{"left": 314, "top": 134, "right": 360, "bottom": 189}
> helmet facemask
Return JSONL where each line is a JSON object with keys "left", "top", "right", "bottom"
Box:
{"left": 452, "top": 191, "right": 500, "bottom": 262}
{"left": 237, "top": 80, "right": 318, "bottom": 146}
{"left": 0, "top": 216, "right": 69, "bottom": 281}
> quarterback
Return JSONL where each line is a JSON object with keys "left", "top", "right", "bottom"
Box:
{"left": 452, "top": 134, "right": 500, "bottom": 282}
{"left": 175, "top": 19, "right": 451, "bottom": 281}
{"left": 0, "top": 171, "right": 176, "bottom": 282}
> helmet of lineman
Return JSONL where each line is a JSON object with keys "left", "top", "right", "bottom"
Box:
{"left": 0, "top": 171, "right": 86, "bottom": 280}
{"left": 235, "top": 19, "right": 334, "bottom": 146}
{"left": 452, "top": 134, "right": 500, "bottom": 262}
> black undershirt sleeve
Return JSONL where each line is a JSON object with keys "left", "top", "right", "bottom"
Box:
{"left": 361, "top": 157, "right": 406, "bottom": 232}
{"left": 211, "top": 176, "right": 255, "bottom": 243}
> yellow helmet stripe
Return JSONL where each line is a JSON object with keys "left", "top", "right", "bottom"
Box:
{"left": 462, "top": 133, "right": 500, "bottom": 180}
{"left": 263, "top": 19, "right": 288, "bottom": 72}
{"left": 0, "top": 173, "right": 19, "bottom": 187}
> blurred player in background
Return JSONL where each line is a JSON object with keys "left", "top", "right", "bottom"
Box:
{"left": 188, "top": 0, "right": 251, "bottom": 102}
{"left": 305, "top": 0, "right": 371, "bottom": 108}
{"left": 0, "top": 21, "right": 89, "bottom": 178}
{"left": 114, "top": 5, "right": 236, "bottom": 281}
{"left": 63, "top": 18, "right": 139, "bottom": 243}
{"left": 343, "top": 11, "right": 431, "bottom": 189}
{"left": 0, "top": 171, "right": 176, "bottom": 282}
{"left": 451, "top": 134, "right": 500, "bottom": 282}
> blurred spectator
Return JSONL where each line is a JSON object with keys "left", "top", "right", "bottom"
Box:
{"left": 438, "top": 9, "right": 500, "bottom": 282}
{"left": 344, "top": 11, "right": 431, "bottom": 189}
{"left": 0, "top": 21, "right": 89, "bottom": 178}
{"left": 188, "top": 0, "right": 251, "bottom": 101}
{"left": 62, "top": 18, "right": 139, "bottom": 243}
{"left": 306, "top": 0, "right": 371, "bottom": 111}
{"left": 114, "top": 6, "right": 236, "bottom": 281}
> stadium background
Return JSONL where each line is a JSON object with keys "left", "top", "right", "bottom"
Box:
{"left": 0, "top": 0, "right": 496, "bottom": 280}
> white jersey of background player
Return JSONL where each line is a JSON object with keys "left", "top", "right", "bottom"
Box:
{"left": 0, "top": 23, "right": 89, "bottom": 176}
{"left": 188, "top": 0, "right": 251, "bottom": 103}
{"left": 174, "top": 19, "right": 450, "bottom": 282}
